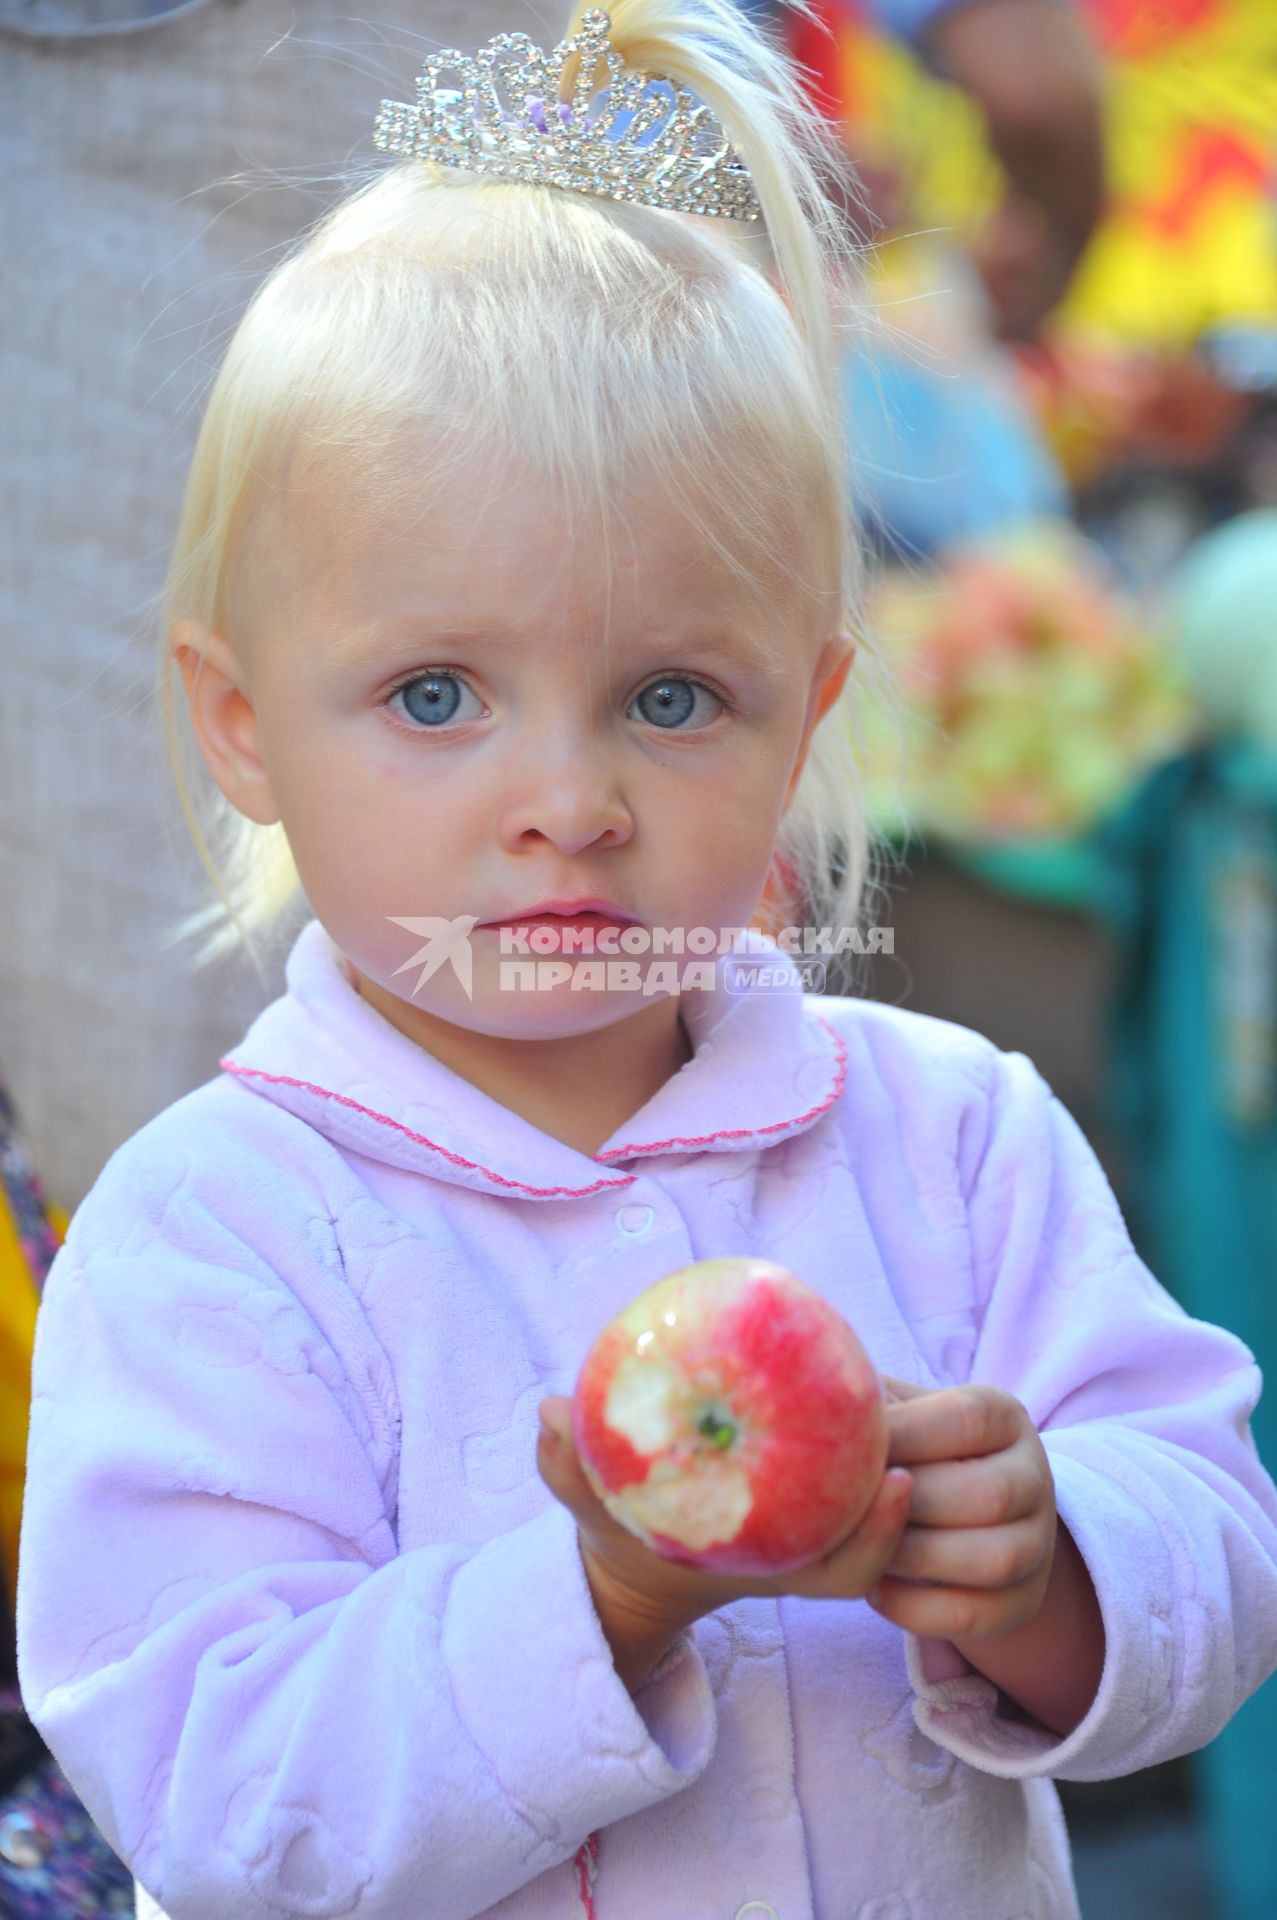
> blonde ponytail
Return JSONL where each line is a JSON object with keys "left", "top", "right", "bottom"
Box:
{"left": 563, "top": 0, "right": 862, "bottom": 413}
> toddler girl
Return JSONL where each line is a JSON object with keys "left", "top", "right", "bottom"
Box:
{"left": 16, "top": 4, "right": 1277, "bottom": 1918}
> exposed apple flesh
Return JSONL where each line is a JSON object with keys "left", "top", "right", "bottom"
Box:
{"left": 571, "top": 1256, "right": 888, "bottom": 1575}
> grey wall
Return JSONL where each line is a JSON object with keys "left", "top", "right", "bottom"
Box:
{"left": 1, "top": 0, "right": 546, "bottom": 1211}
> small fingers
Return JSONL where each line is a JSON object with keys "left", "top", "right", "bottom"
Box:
{"left": 866, "top": 1570, "right": 1046, "bottom": 1642}
{"left": 534, "top": 1422, "right": 576, "bottom": 1505}
{"left": 879, "top": 1375, "right": 931, "bottom": 1405}
{"left": 793, "top": 1469, "right": 913, "bottom": 1600}
{"left": 883, "top": 1516, "right": 1050, "bottom": 1590}
{"left": 900, "top": 1452, "right": 1045, "bottom": 1528}
{"left": 885, "top": 1385, "right": 1025, "bottom": 1467}
{"left": 536, "top": 1411, "right": 609, "bottom": 1523}
{"left": 860, "top": 1467, "right": 915, "bottom": 1542}
{"left": 537, "top": 1395, "right": 574, "bottom": 1441}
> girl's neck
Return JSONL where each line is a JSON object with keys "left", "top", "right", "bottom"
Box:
{"left": 347, "top": 966, "right": 694, "bottom": 1159}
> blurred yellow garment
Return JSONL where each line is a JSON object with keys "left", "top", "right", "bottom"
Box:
{"left": 813, "top": 0, "right": 1277, "bottom": 345}
{"left": 1062, "top": 0, "right": 1277, "bottom": 342}
{"left": 0, "top": 1189, "right": 62, "bottom": 1623}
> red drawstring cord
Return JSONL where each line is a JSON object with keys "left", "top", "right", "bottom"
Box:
{"left": 573, "top": 1829, "right": 600, "bottom": 1917}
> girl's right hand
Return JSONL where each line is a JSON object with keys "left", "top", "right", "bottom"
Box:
{"left": 536, "top": 1397, "right": 914, "bottom": 1641}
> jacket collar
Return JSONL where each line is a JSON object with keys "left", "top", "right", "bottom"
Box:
{"left": 219, "top": 917, "right": 847, "bottom": 1203}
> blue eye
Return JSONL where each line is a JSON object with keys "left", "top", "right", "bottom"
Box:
{"left": 385, "top": 669, "right": 725, "bottom": 734}
{"left": 388, "top": 672, "right": 482, "bottom": 729}
{"left": 631, "top": 676, "right": 723, "bottom": 731}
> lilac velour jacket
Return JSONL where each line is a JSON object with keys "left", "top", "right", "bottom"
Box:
{"left": 16, "top": 917, "right": 1277, "bottom": 1920}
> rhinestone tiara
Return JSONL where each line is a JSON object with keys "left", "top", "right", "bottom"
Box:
{"left": 372, "top": 7, "right": 761, "bottom": 221}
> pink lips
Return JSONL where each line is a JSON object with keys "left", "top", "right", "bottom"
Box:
{"left": 481, "top": 898, "right": 638, "bottom": 926}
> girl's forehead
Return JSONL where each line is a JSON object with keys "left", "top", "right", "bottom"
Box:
{"left": 273, "top": 442, "right": 806, "bottom": 625}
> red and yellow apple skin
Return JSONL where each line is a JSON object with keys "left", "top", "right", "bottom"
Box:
{"left": 570, "top": 1256, "right": 888, "bottom": 1576}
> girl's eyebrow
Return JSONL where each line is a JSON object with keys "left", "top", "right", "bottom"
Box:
{"left": 366, "top": 618, "right": 782, "bottom": 673}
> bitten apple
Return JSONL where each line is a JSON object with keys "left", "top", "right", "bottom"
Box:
{"left": 571, "top": 1256, "right": 888, "bottom": 1575}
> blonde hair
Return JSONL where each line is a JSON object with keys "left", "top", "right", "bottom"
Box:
{"left": 158, "top": 0, "right": 902, "bottom": 989}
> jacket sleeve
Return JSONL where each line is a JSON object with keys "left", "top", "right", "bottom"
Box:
{"left": 900, "top": 1046, "right": 1277, "bottom": 1784}
{"left": 15, "top": 1147, "right": 716, "bottom": 1920}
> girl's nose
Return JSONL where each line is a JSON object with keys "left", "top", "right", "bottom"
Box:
{"left": 495, "top": 738, "right": 633, "bottom": 856}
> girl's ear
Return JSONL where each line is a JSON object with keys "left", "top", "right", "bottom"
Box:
{"left": 812, "top": 633, "right": 856, "bottom": 725}
{"left": 785, "top": 630, "right": 857, "bottom": 809}
{"left": 169, "top": 618, "right": 282, "bottom": 827}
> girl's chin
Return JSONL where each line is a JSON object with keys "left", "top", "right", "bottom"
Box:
{"left": 472, "top": 985, "right": 672, "bottom": 1027}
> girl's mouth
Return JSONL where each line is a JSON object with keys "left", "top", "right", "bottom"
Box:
{"left": 481, "top": 910, "right": 635, "bottom": 953}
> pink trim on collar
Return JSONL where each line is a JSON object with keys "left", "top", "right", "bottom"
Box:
{"left": 593, "top": 1015, "right": 849, "bottom": 1160}
{"left": 218, "top": 1013, "right": 843, "bottom": 1195}
{"left": 218, "top": 1059, "right": 636, "bottom": 1199}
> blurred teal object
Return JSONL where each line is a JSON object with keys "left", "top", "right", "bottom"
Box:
{"left": 1172, "top": 510, "right": 1277, "bottom": 750}
{"left": 945, "top": 832, "right": 1108, "bottom": 912}
{"left": 876, "top": 818, "right": 1117, "bottom": 916}
{"left": 1100, "top": 740, "right": 1277, "bottom": 1920}
{"left": 842, "top": 334, "right": 1069, "bottom": 559}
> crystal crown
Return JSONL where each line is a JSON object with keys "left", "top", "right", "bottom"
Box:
{"left": 372, "top": 8, "right": 760, "bottom": 221}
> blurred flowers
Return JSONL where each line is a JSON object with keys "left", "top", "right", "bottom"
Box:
{"left": 860, "top": 521, "right": 1195, "bottom": 842}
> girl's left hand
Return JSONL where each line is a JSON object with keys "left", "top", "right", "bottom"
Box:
{"left": 868, "top": 1376, "right": 1058, "bottom": 1642}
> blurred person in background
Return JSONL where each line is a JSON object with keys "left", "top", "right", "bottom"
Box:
{"left": 739, "top": 0, "right": 1105, "bottom": 340}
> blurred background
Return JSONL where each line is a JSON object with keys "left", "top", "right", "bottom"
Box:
{"left": 0, "top": 0, "right": 1275, "bottom": 1914}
